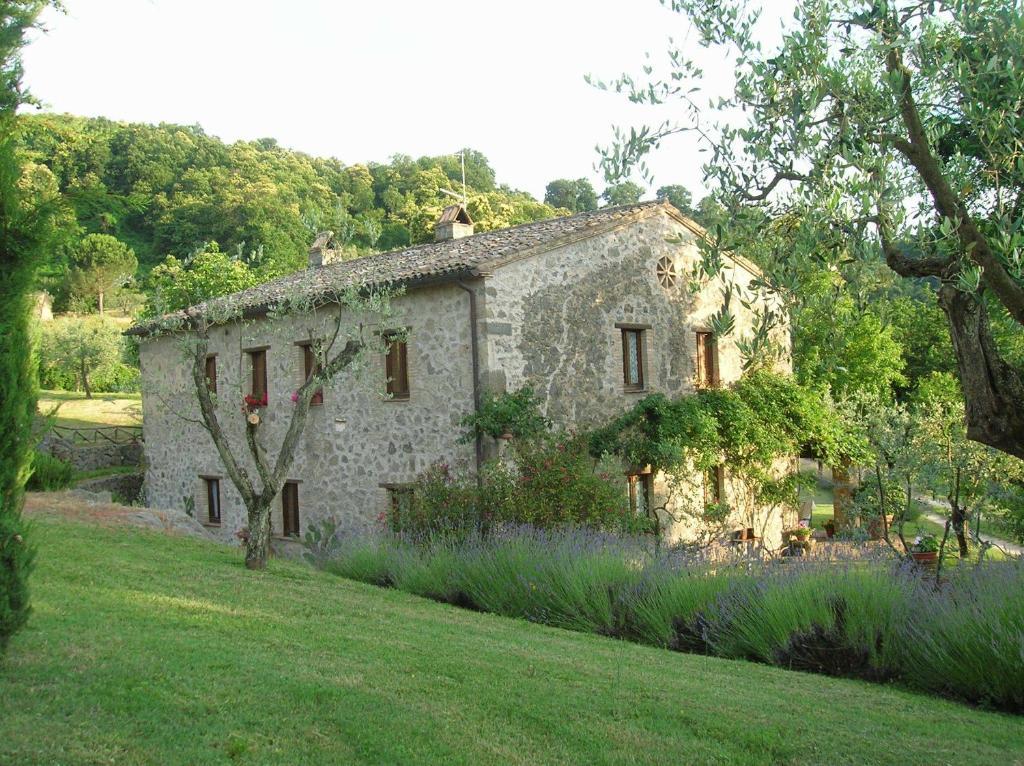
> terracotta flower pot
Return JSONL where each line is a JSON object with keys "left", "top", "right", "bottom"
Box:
{"left": 911, "top": 550, "right": 938, "bottom": 565}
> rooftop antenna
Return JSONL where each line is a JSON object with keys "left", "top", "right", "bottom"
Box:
{"left": 439, "top": 149, "right": 468, "bottom": 208}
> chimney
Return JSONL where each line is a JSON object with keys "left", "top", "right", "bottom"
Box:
{"left": 308, "top": 231, "right": 340, "bottom": 268}
{"left": 434, "top": 204, "right": 474, "bottom": 242}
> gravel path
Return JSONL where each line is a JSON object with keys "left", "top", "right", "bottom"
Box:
{"left": 916, "top": 499, "right": 1023, "bottom": 556}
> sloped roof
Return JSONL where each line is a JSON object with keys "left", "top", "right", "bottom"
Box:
{"left": 437, "top": 203, "right": 473, "bottom": 225}
{"left": 128, "top": 200, "right": 686, "bottom": 336}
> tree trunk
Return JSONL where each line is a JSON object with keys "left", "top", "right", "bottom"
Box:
{"left": 80, "top": 357, "right": 92, "bottom": 399}
{"left": 939, "top": 285, "right": 1024, "bottom": 459}
{"left": 98, "top": 290, "right": 104, "bottom": 316}
{"left": 244, "top": 497, "right": 272, "bottom": 570}
{"left": 832, "top": 457, "right": 854, "bottom": 529}
{"left": 950, "top": 503, "right": 970, "bottom": 558}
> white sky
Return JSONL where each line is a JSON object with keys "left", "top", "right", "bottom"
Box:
{"left": 21, "top": 0, "right": 794, "bottom": 201}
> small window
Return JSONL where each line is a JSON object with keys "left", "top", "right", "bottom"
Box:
{"left": 621, "top": 328, "right": 645, "bottom": 391}
{"left": 204, "top": 477, "right": 221, "bottom": 525}
{"left": 204, "top": 355, "right": 217, "bottom": 394}
{"left": 627, "top": 471, "right": 653, "bottom": 516}
{"left": 300, "top": 343, "right": 324, "bottom": 405}
{"left": 282, "top": 481, "right": 300, "bottom": 538}
{"left": 704, "top": 465, "right": 725, "bottom": 505}
{"left": 384, "top": 332, "right": 409, "bottom": 399}
{"left": 387, "top": 486, "right": 415, "bottom": 521}
{"left": 249, "top": 348, "right": 268, "bottom": 402}
{"left": 696, "top": 331, "right": 719, "bottom": 388}
{"left": 656, "top": 255, "right": 678, "bottom": 288}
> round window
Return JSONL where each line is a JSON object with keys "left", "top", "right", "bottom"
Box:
{"left": 656, "top": 256, "right": 678, "bottom": 288}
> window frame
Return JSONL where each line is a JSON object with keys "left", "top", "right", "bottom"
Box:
{"left": 246, "top": 347, "right": 269, "bottom": 402}
{"left": 204, "top": 354, "right": 218, "bottom": 395}
{"left": 202, "top": 476, "right": 221, "bottom": 526}
{"left": 297, "top": 342, "right": 324, "bottom": 406}
{"left": 616, "top": 323, "right": 650, "bottom": 392}
{"left": 695, "top": 331, "right": 719, "bottom": 388}
{"left": 281, "top": 480, "right": 300, "bottom": 538}
{"left": 704, "top": 465, "right": 725, "bottom": 506}
{"left": 626, "top": 469, "right": 653, "bottom": 517}
{"left": 383, "top": 330, "right": 410, "bottom": 400}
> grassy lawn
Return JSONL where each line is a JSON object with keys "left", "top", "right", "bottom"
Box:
{"left": 37, "top": 389, "right": 141, "bottom": 430}
{"left": 2, "top": 515, "right": 1022, "bottom": 765}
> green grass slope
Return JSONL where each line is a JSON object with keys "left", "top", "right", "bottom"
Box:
{"left": 2, "top": 517, "right": 1022, "bottom": 765}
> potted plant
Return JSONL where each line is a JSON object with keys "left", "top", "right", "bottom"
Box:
{"left": 785, "top": 526, "right": 814, "bottom": 553}
{"left": 910, "top": 534, "right": 940, "bottom": 566}
{"left": 823, "top": 519, "right": 836, "bottom": 538}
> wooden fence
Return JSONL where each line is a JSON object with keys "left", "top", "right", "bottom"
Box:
{"left": 49, "top": 425, "right": 143, "bottom": 446}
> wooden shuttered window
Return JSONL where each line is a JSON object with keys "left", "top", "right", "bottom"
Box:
{"left": 282, "top": 481, "right": 300, "bottom": 538}
{"left": 204, "top": 477, "right": 221, "bottom": 525}
{"left": 205, "top": 355, "right": 217, "bottom": 394}
{"left": 704, "top": 465, "right": 725, "bottom": 506}
{"left": 384, "top": 332, "right": 409, "bottom": 399}
{"left": 627, "top": 471, "right": 653, "bottom": 516}
{"left": 249, "top": 348, "right": 268, "bottom": 401}
{"left": 386, "top": 486, "right": 415, "bottom": 530}
{"left": 621, "top": 328, "right": 644, "bottom": 391}
{"left": 696, "top": 331, "right": 719, "bottom": 388}
{"left": 300, "top": 343, "right": 324, "bottom": 405}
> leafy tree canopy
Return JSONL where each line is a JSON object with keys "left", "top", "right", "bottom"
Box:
{"left": 19, "top": 116, "right": 563, "bottom": 303}
{"left": 597, "top": 0, "right": 1024, "bottom": 459}
{"left": 144, "top": 242, "right": 260, "bottom": 316}
{"left": 67, "top": 232, "right": 136, "bottom": 314}
{"left": 543, "top": 178, "right": 599, "bottom": 213}
{"left": 655, "top": 185, "right": 694, "bottom": 216}
{"left": 601, "top": 180, "right": 644, "bottom": 207}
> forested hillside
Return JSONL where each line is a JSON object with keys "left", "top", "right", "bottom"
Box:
{"left": 19, "top": 114, "right": 561, "bottom": 309}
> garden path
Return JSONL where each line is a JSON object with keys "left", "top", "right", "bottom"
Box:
{"left": 917, "top": 500, "right": 1023, "bottom": 556}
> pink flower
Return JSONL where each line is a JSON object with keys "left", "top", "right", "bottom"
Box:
{"left": 290, "top": 391, "right": 299, "bottom": 403}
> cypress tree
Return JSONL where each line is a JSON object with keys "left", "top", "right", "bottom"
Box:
{"left": 0, "top": 0, "right": 56, "bottom": 652}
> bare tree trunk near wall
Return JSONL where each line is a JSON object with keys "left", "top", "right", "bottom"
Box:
{"left": 831, "top": 457, "right": 854, "bottom": 529}
{"left": 245, "top": 496, "right": 273, "bottom": 570}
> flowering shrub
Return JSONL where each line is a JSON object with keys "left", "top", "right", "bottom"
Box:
{"left": 387, "top": 435, "right": 650, "bottom": 539}
{"left": 243, "top": 392, "right": 268, "bottom": 411}
{"left": 460, "top": 387, "right": 551, "bottom": 441}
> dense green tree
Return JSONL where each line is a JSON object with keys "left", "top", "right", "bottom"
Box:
{"left": 655, "top": 185, "right": 694, "bottom": 216}
{"left": 39, "top": 315, "right": 131, "bottom": 397}
{"left": 145, "top": 242, "right": 259, "bottom": 315}
{"left": 544, "top": 178, "right": 598, "bottom": 213}
{"left": 601, "top": 181, "right": 644, "bottom": 207}
{"left": 0, "top": 0, "right": 59, "bottom": 653}
{"left": 67, "top": 232, "right": 136, "bottom": 314}
{"left": 882, "top": 294, "right": 957, "bottom": 393}
{"left": 911, "top": 372, "right": 1024, "bottom": 556}
{"left": 599, "top": 0, "right": 1024, "bottom": 459}
{"left": 19, "top": 120, "right": 562, "bottom": 283}
{"left": 794, "top": 296, "right": 906, "bottom": 404}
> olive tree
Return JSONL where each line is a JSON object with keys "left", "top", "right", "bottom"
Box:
{"left": 149, "top": 282, "right": 398, "bottom": 570}
{"left": 598, "top": 0, "right": 1024, "bottom": 459}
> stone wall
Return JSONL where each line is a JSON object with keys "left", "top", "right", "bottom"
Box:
{"left": 140, "top": 283, "right": 476, "bottom": 542}
{"left": 40, "top": 432, "right": 144, "bottom": 473}
{"left": 478, "top": 207, "right": 792, "bottom": 545}
{"left": 75, "top": 472, "right": 145, "bottom": 503}
{"left": 139, "top": 207, "right": 793, "bottom": 548}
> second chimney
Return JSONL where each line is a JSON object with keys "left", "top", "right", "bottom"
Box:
{"left": 308, "top": 230, "right": 340, "bottom": 268}
{"left": 434, "top": 204, "right": 474, "bottom": 242}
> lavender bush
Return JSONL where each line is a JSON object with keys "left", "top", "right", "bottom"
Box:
{"left": 901, "top": 563, "right": 1024, "bottom": 711}
{"left": 311, "top": 523, "right": 1024, "bottom": 712}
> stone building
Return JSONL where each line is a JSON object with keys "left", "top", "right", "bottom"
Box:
{"left": 132, "top": 200, "right": 792, "bottom": 548}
